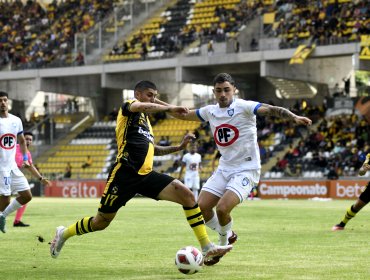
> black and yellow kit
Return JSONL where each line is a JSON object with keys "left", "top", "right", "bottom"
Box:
{"left": 99, "top": 100, "right": 174, "bottom": 213}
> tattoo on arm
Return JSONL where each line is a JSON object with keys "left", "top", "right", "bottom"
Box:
{"left": 154, "top": 145, "right": 181, "bottom": 156}
{"left": 260, "top": 104, "right": 296, "bottom": 121}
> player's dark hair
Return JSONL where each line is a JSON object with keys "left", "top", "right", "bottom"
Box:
{"left": 0, "top": 91, "right": 8, "bottom": 98}
{"left": 134, "top": 80, "right": 157, "bottom": 92}
{"left": 24, "top": 132, "right": 34, "bottom": 138}
{"left": 213, "top": 73, "right": 235, "bottom": 86}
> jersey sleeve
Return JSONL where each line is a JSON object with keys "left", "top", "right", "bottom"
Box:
{"left": 121, "top": 100, "right": 136, "bottom": 116}
{"left": 196, "top": 106, "right": 211, "bottom": 122}
{"left": 240, "top": 100, "right": 261, "bottom": 116}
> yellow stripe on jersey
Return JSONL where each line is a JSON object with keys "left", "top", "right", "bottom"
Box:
{"left": 116, "top": 105, "right": 131, "bottom": 162}
{"left": 138, "top": 142, "right": 154, "bottom": 175}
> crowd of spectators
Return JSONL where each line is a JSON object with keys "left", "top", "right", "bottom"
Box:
{"left": 270, "top": 112, "right": 370, "bottom": 179}
{"left": 268, "top": 0, "right": 369, "bottom": 49}
{"left": 107, "top": 0, "right": 265, "bottom": 61}
{"left": 0, "top": 0, "right": 116, "bottom": 70}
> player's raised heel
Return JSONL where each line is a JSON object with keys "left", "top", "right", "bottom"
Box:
{"left": 202, "top": 244, "right": 232, "bottom": 266}
{"left": 205, "top": 231, "right": 238, "bottom": 266}
{"left": 50, "top": 226, "right": 67, "bottom": 258}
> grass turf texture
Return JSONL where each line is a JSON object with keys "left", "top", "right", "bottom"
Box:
{"left": 1, "top": 197, "right": 370, "bottom": 280}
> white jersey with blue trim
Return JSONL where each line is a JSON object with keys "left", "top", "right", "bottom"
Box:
{"left": 0, "top": 113, "right": 23, "bottom": 171}
{"left": 197, "top": 98, "right": 261, "bottom": 171}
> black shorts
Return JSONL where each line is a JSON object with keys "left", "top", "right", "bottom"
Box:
{"left": 98, "top": 162, "right": 174, "bottom": 213}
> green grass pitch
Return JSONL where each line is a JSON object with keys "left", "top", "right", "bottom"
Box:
{"left": 1, "top": 197, "right": 370, "bottom": 279}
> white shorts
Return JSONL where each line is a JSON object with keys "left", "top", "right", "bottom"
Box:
{"left": 201, "top": 168, "right": 260, "bottom": 203}
{"left": 184, "top": 174, "right": 200, "bottom": 190}
{"left": 0, "top": 168, "right": 30, "bottom": 196}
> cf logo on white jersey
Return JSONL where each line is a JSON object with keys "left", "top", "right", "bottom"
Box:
{"left": 214, "top": 124, "right": 239, "bottom": 146}
{"left": 0, "top": 133, "right": 16, "bottom": 150}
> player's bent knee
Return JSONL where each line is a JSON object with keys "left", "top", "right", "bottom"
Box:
{"left": 215, "top": 203, "right": 231, "bottom": 216}
{"left": 359, "top": 182, "right": 370, "bottom": 204}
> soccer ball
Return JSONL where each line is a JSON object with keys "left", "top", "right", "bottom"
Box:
{"left": 175, "top": 246, "right": 203, "bottom": 274}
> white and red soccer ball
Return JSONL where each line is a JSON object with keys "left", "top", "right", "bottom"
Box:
{"left": 175, "top": 246, "right": 203, "bottom": 274}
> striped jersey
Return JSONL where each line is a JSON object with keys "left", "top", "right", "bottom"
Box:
{"left": 115, "top": 100, "right": 154, "bottom": 175}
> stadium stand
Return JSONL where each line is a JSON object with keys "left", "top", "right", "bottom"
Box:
{"left": 104, "top": 0, "right": 263, "bottom": 62}
{"left": 264, "top": 0, "right": 369, "bottom": 48}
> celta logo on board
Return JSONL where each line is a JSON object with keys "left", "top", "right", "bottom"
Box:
{"left": 0, "top": 134, "right": 16, "bottom": 150}
{"left": 214, "top": 124, "right": 239, "bottom": 146}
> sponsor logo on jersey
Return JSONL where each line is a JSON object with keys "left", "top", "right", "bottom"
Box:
{"left": 138, "top": 126, "right": 154, "bottom": 142}
{"left": 214, "top": 124, "right": 239, "bottom": 146}
{"left": 0, "top": 133, "right": 16, "bottom": 150}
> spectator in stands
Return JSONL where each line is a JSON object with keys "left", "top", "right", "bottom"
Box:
{"left": 332, "top": 153, "right": 370, "bottom": 231}
{"left": 81, "top": 155, "right": 93, "bottom": 169}
{"left": 64, "top": 162, "right": 72, "bottom": 178}
{"left": 327, "top": 164, "right": 339, "bottom": 180}
{"left": 207, "top": 40, "right": 214, "bottom": 56}
{"left": 233, "top": 37, "right": 240, "bottom": 53}
{"left": 74, "top": 52, "right": 84, "bottom": 66}
{"left": 284, "top": 162, "right": 302, "bottom": 177}
{"left": 250, "top": 37, "right": 258, "bottom": 51}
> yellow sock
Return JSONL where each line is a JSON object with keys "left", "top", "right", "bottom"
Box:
{"left": 62, "top": 217, "right": 94, "bottom": 239}
{"left": 342, "top": 206, "right": 357, "bottom": 224}
{"left": 183, "top": 204, "right": 211, "bottom": 248}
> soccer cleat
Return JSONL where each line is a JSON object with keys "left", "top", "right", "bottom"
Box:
{"left": 202, "top": 243, "right": 232, "bottom": 266}
{"left": 50, "top": 226, "right": 67, "bottom": 258}
{"left": 204, "top": 231, "right": 238, "bottom": 266}
{"left": 331, "top": 224, "right": 345, "bottom": 231}
{"left": 0, "top": 214, "right": 6, "bottom": 233}
{"left": 14, "top": 221, "right": 30, "bottom": 227}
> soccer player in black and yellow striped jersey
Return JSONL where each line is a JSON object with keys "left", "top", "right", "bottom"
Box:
{"left": 50, "top": 80, "right": 232, "bottom": 264}
{"left": 332, "top": 153, "right": 370, "bottom": 231}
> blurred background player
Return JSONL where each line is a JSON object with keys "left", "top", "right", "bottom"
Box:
{"left": 178, "top": 141, "right": 202, "bottom": 199}
{"left": 0, "top": 91, "right": 32, "bottom": 233}
{"left": 332, "top": 153, "right": 370, "bottom": 231}
{"left": 13, "top": 132, "right": 51, "bottom": 227}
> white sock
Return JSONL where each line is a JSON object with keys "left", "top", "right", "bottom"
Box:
{"left": 219, "top": 219, "right": 233, "bottom": 246}
{"left": 2, "top": 199, "right": 23, "bottom": 217}
{"left": 205, "top": 212, "right": 221, "bottom": 232}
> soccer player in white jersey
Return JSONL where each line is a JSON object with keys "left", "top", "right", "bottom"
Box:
{"left": 0, "top": 91, "right": 32, "bottom": 233}
{"left": 170, "top": 73, "right": 312, "bottom": 265}
{"left": 178, "top": 141, "right": 202, "bottom": 199}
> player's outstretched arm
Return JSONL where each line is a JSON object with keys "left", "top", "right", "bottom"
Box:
{"left": 257, "top": 104, "right": 312, "bottom": 126}
{"left": 130, "top": 101, "right": 189, "bottom": 116}
{"left": 154, "top": 133, "right": 196, "bottom": 156}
